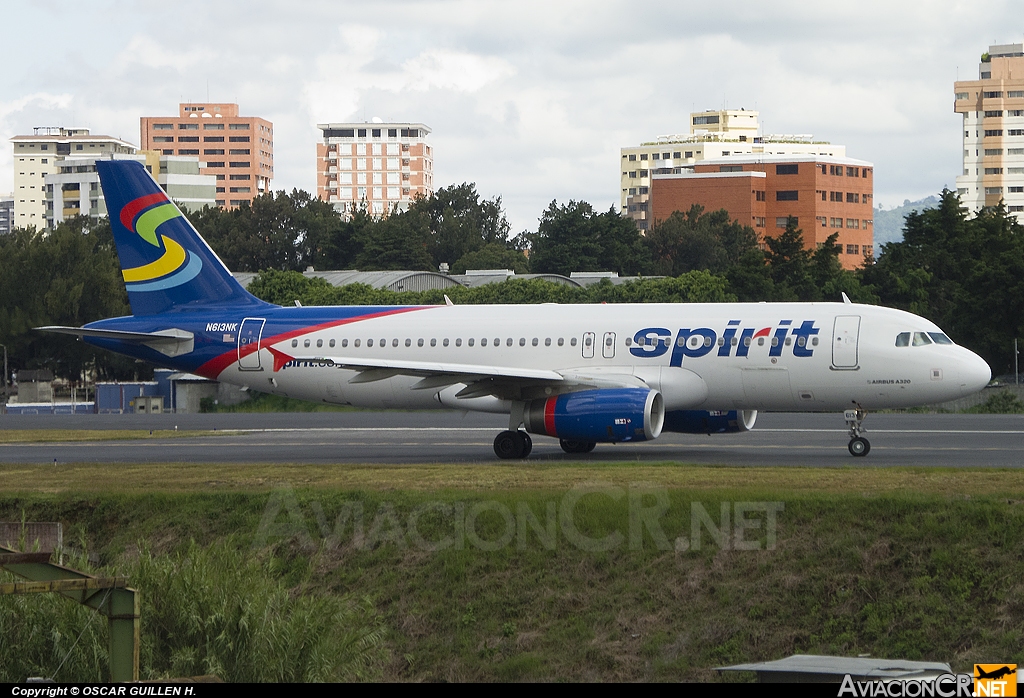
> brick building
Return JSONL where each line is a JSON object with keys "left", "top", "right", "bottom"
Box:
{"left": 140, "top": 103, "right": 273, "bottom": 209}
{"left": 316, "top": 122, "right": 433, "bottom": 217}
{"left": 651, "top": 154, "right": 874, "bottom": 269}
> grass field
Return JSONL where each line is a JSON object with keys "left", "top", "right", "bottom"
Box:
{"left": 1, "top": 460, "right": 1023, "bottom": 681}
{"left": 0, "top": 429, "right": 240, "bottom": 444}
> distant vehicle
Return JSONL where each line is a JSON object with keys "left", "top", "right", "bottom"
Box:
{"left": 40, "top": 161, "right": 990, "bottom": 458}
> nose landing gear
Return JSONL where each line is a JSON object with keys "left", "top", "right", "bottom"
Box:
{"left": 845, "top": 406, "right": 870, "bottom": 456}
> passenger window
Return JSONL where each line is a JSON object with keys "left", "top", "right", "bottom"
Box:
{"left": 743, "top": 337, "right": 751, "bottom": 347}
{"left": 812, "top": 337, "right": 819, "bottom": 346}
{"left": 545, "top": 338, "right": 551, "bottom": 346}
{"left": 912, "top": 332, "right": 932, "bottom": 346}
{"left": 533, "top": 338, "right": 539, "bottom": 346}
{"left": 506, "top": 338, "right": 513, "bottom": 346}
{"left": 367, "top": 339, "right": 373, "bottom": 347}
{"left": 797, "top": 336, "right": 806, "bottom": 347}
{"left": 928, "top": 332, "right": 954, "bottom": 345}
{"left": 444, "top": 338, "right": 450, "bottom": 347}
{"left": 468, "top": 338, "right": 475, "bottom": 347}
{"left": 317, "top": 339, "right": 323, "bottom": 348}
{"left": 717, "top": 337, "right": 725, "bottom": 346}
{"left": 770, "top": 337, "right": 778, "bottom": 347}
{"left": 558, "top": 338, "right": 564, "bottom": 346}
{"left": 430, "top": 338, "right": 436, "bottom": 347}
{"left": 291, "top": 339, "right": 298, "bottom": 348}
{"left": 354, "top": 339, "right": 361, "bottom": 347}
{"left": 895, "top": 332, "right": 910, "bottom": 347}
{"left": 392, "top": 338, "right": 399, "bottom": 347}
{"left": 570, "top": 338, "right": 577, "bottom": 347}
{"left": 757, "top": 337, "right": 765, "bottom": 346}
{"left": 705, "top": 337, "right": 713, "bottom": 347}
{"left": 584, "top": 336, "right": 592, "bottom": 347}
{"left": 785, "top": 337, "right": 792, "bottom": 346}
{"left": 481, "top": 338, "right": 488, "bottom": 347}
{"left": 304, "top": 339, "right": 311, "bottom": 348}
{"left": 405, "top": 338, "right": 411, "bottom": 347}
{"left": 456, "top": 338, "right": 462, "bottom": 347}
{"left": 625, "top": 337, "right": 633, "bottom": 346}
{"left": 418, "top": 338, "right": 424, "bottom": 347}
{"left": 493, "top": 338, "right": 499, "bottom": 347}
{"left": 341, "top": 339, "right": 347, "bottom": 348}
{"left": 520, "top": 338, "right": 526, "bottom": 346}
{"left": 329, "top": 339, "right": 336, "bottom": 348}
{"left": 731, "top": 337, "right": 738, "bottom": 346}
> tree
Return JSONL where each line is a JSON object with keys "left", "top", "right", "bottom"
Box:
{"left": 528, "top": 201, "right": 649, "bottom": 275}
{"left": 409, "top": 183, "right": 513, "bottom": 270}
{"left": 452, "top": 242, "right": 529, "bottom": 274}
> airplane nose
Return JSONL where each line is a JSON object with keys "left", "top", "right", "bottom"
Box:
{"left": 959, "top": 352, "right": 991, "bottom": 396}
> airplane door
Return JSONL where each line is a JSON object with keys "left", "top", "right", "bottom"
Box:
{"left": 832, "top": 316, "right": 861, "bottom": 369}
{"left": 582, "top": 332, "right": 595, "bottom": 359}
{"left": 602, "top": 332, "right": 616, "bottom": 359}
{"left": 238, "top": 318, "right": 266, "bottom": 371}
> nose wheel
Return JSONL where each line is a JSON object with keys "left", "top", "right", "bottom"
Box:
{"left": 494, "top": 430, "right": 532, "bottom": 459}
{"left": 845, "top": 407, "right": 870, "bottom": 457}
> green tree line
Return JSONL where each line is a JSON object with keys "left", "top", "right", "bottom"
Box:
{"left": 2, "top": 186, "right": 1022, "bottom": 380}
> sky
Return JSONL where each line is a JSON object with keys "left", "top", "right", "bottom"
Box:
{"left": 2, "top": 0, "right": 1021, "bottom": 235}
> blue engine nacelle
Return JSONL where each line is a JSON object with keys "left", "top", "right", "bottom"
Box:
{"left": 662, "top": 409, "right": 757, "bottom": 435}
{"left": 523, "top": 388, "right": 665, "bottom": 443}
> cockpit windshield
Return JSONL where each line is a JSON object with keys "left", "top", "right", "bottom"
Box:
{"left": 895, "top": 331, "right": 954, "bottom": 347}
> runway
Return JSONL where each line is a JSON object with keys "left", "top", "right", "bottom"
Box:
{"left": 1, "top": 411, "right": 1023, "bottom": 467}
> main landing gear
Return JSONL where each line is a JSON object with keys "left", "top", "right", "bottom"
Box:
{"left": 494, "top": 430, "right": 532, "bottom": 459}
{"left": 559, "top": 439, "right": 596, "bottom": 454}
{"left": 845, "top": 406, "right": 870, "bottom": 457}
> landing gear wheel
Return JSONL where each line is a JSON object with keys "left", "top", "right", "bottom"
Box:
{"left": 559, "top": 439, "right": 596, "bottom": 454}
{"left": 848, "top": 437, "right": 870, "bottom": 457}
{"left": 494, "top": 430, "right": 531, "bottom": 459}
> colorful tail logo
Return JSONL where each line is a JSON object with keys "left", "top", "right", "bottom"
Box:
{"left": 119, "top": 193, "right": 203, "bottom": 292}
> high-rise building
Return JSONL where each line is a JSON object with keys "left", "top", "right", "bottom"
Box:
{"left": 620, "top": 109, "right": 847, "bottom": 230}
{"left": 0, "top": 195, "right": 13, "bottom": 235}
{"left": 650, "top": 154, "right": 875, "bottom": 270}
{"left": 44, "top": 152, "right": 216, "bottom": 227}
{"left": 10, "top": 127, "right": 135, "bottom": 228}
{"left": 316, "top": 122, "right": 433, "bottom": 217}
{"left": 954, "top": 41, "right": 1024, "bottom": 222}
{"left": 140, "top": 103, "right": 273, "bottom": 209}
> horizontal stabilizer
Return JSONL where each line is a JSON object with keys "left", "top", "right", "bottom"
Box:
{"left": 36, "top": 326, "right": 195, "bottom": 358}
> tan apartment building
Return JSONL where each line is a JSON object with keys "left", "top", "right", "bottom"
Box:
{"left": 651, "top": 154, "right": 875, "bottom": 270}
{"left": 10, "top": 127, "right": 135, "bottom": 228}
{"left": 954, "top": 41, "right": 1024, "bottom": 222}
{"left": 316, "top": 122, "right": 433, "bottom": 217}
{"left": 140, "top": 103, "right": 273, "bottom": 209}
{"left": 621, "top": 109, "right": 847, "bottom": 230}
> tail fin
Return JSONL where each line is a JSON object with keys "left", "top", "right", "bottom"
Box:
{"left": 96, "top": 159, "right": 272, "bottom": 316}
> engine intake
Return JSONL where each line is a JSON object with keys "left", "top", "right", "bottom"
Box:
{"left": 524, "top": 388, "right": 665, "bottom": 443}
{"left": 663, "top": 409, "right": 757, "bottom": 434}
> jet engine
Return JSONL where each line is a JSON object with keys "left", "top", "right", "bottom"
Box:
{"left": 662, "top": 409, "right": 757, "bottom": 434}
{"left": 523, "top": 388, "right": 665, "bottom": 443}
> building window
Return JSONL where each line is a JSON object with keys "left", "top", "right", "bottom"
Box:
{"left": 639, "top": 170, "right": 648, "bottom": 177}
{"left": 1009, "top": 186, "right": 1024, "bottom": 193}
{"left": 229, "top": 174, "right": 251, "bottom": 180}
{"left": 684, "top": 151, "right": 693, "bottom": 158}
{"left": 179, "top": 149, "right": 199, "bottom": 155}
{"left": 985, "top": 149, "right": 1003, "bottom": 156}
{"left": 985, "top": 130, "right": 1004, "bottom": 137}
{"left": 983, "top": 91, "right": 1004, "bottom": 99}
{"left": 720, "top": 165, "right": 743, "bottom": 172}
{"left": 177, "top": 136, "right": 199, "bottom": 142}
{"left": 846, "top": 219, "right": 860, "bottom": 229}
{"left": 955, "top": 92, "right": 969, "bottom": 100}
{"left": 640, "top": 154, "right": 648, "bottom": 160}
{"left": 816, "top": 189, "right": 826, "bottom": 201}
{"left": 846, "top": 167, "right": 859, "bottom": 177}
{"left": 229, "top": 162, "right": 250, "bottom": 168}
{"left": 984, "top": 168, "right": 1003, "bottom": 175}
{"left": 693, "top": 115, "right": 720, "bottom": 125}
{"left": 754, "top": 217, "right": 765, "bottom": 228}
{"left": 830, "top": 165, "right": 844, "bottom": 176}
{"left": 776, "top": 190, "right": 798, "bottom": 201}
{"left": 984, "top": 111, "right": 1004, "bottom": 118}
{"left": 830, "top": 191, "right": 842, "bottom": 202}
{"left": 985, "top": 187, "right": 1003, "bottom": 195}
{"left": 627, "top": 154, "right": 636, "bottom": 161}
{"left": 229, "top": 136, "right": 250, "bottom": 143}
{"left": 1009, "top": 91, "right": 1024, "bottom": 98}
{"left": 204, "top": 123, "right": 224, "bottom": 130}
{"left": 204, "top": 136, "right": 225, "bottom": 143}
{"left": 830, "top": 218, "right": 843, "bottom": 228}
{"left": 775, "top": 217, "right": 795, "bottom": 228}
{"left": 229, "top": 123, "right": 250, "bottom": 130}
{"left": 204, "top": 149, "right": 224, "bottom": 155}
{"left": 178, "top": 123, "right": 198, "bottom": 130}
{"left": 153, "top": 123, "right": 173, "bottom": 130}
{"left": 816, "top": 216, "right": 827, "bottom": 227}
{"left": 207, "top": 162, "right": 224, "bottom": 168}
{"left": 1010, "top": 130, "right": 1024, "bottom": 136}
{"left": 229, "top": 187, "right": 251, "bottom": 193}
{"left": 755, "top": 190, "right": 766, "bottom": 201}
{"left": 638, "top": 186, "right": 648, "bottom": 194}
{"left": 846, "top": 244, "right": 859, "bottom": 255}
{"left": 775, "top": 164, "right": 798, "bottom": 175}
{"left": 846, "top": 192, "right": 860, "bottom": 203}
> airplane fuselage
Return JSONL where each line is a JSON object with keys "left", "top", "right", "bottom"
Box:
{"left": 84, "top": 300, "right": 991, "bottom": 414}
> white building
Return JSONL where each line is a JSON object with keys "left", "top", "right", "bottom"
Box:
{"left": 45, "top": 152, "right": 216, "bottom": 227}
{"left": 954, "top": 41, "right": 1024, "bottom": 222}
{"left": 620, "top": 109, "right": 847, "bottom": 229}
{"left": 0, "top": 194, "right": 13, "bottom": 235}
{"left": 316, "top": 121, "right": 433, "bottom": 217}
{"left": 10, "top": 127, "right": 135, "bottom": 229}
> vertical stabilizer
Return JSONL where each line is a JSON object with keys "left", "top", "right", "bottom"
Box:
{"left": 95, "top": 159, "right": 272, "bottom": 316}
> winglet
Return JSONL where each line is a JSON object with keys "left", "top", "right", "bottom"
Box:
{"left": 444, "top": 294, "right": 454, "bottom": 306}
{"left": 842, "top": 292, "right": 852, "bottom": 304}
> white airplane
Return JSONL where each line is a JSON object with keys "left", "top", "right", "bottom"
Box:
{"left": 40, "top": 161, "right": 992, "bottom": 458}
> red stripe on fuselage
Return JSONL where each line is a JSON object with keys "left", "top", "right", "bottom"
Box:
{"left": 544, "top": 396, "right": 557, "bottom": 437}
{"left": 195, "top": 306, "right": 429, "bottom": 379}
{"left": 120, "top": 192, "right": 169, "bottom": 230}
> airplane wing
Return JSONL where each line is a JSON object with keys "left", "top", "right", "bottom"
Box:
{"left": 274, "top": 348, "right": 646, "bottom": 401}
{"left": 35, "top": 326, "right": 195, "bottom": 357}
